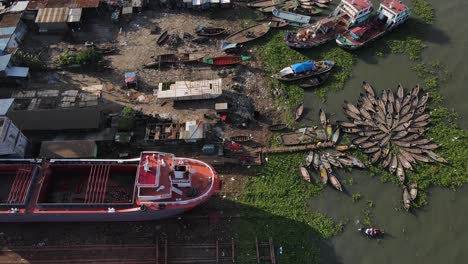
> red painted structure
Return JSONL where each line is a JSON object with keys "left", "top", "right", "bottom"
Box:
{"left": 0, "top": 151, "right": 219, "bottom": 222}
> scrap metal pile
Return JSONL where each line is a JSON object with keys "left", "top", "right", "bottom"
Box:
{"left": 299, "top": 110, "right": 365, "bottom": 191}
{"left": 340, "top": 82, "right": 447, "bottom": 183}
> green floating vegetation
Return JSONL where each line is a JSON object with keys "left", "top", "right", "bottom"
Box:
{"left": 236, "top": 153, "right": 342, "bottom": 263}
{"left": 255, "top": 32, "right": 354, "bottom": 124}
{"left": 411, "top": 0, "right": 435, "bottom": 24}
{"left": 385, "top": 38, "right": 427, "bottom": 61}
{"left": 352, "top": 193, "right": 362, "bottom": 202}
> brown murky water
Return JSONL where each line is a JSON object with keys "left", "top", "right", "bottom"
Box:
{"left": 303, "top": 0, "right": 468, "bottom": 263}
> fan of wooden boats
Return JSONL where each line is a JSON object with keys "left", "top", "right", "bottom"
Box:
{"left": 295, "top": 103, "right": 304, "bottom": 121}
{"left": 157, "top": 31, "right": 169, "bottom": 46}
{"left": 341, "top": 82, "right": 447, "bottom": 183}
{"left": 299, "top": 72, "right": 329, "bottom": 88}
{"left": 268, "top": 123, "right": 287, "bottom": 131}
{"left": 199, "top": 55, "right": 250, "bottom": 66}
{"left": 272, "top": 60, "right": 335, "bottom": 81}
{"left": 224, "top": 23, "right": 271, "bottom": 44}
{"left": 195, "top": 24, "right": 227, "bottom": 37}
{"left": 229, "top": 135, "right": 252, "bottom": 142}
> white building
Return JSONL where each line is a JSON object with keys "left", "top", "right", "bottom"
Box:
{"left": 0, "top": 103, "right": 28, "bottom": 157}
{"left": 156, "top": 79, "right": 223, "bottom": 101}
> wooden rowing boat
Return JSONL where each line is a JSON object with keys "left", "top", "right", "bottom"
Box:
{"left": 229, "top": 135, "right": 252, "bottom": 142}
{"left": 298, "top": 165, "right": 312, "bottom": 183}
{"left": 272, "top": 60, "right": 335, "bottom": 81}
{"left": 328, "top": 173, "right": 343, "bottom": 191}
{"left": 256, "top": 17, "right": 289, "bottom": 28}
{"left": 195, "top": 24, "right": 227, "bottom": 37}
{"left": 199, "top": 55, "right": 250, "bottom": 66}
{"left": 319, "top": 165, "right": 328, "bottom": 184}
{"left": 295, "top": 104, "right": 304, "bottom": 121}
{"left": 247, "top": 0, "right": 276, "bottom": 8}
{"left": 409, "top": 183, "right": 418, "bottom": 201}
{"left": 268, "top": 123, "right": 287, "bottom": 131}
{"left": 305, "top": 151, "right": 314, "bottom": 167}
{"left": 224, "top": 23, "right": 271, "bottom": 44}
{"left": 299, "top": 72, "right": 329, "bottom": 88}
{"left": 278, "top": 132, "right": 315, "bottom": 146}
{"left": 272, "top": 8, "right": 311, "bottom": 27}
{"left": 403, "top": 187, "right": 411, "bottom": 211}
{"left": 157, "top": 31, "right": 168, "bottom": 46}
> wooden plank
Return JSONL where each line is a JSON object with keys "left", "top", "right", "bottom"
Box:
{"left": 155, "top": 240, "right": 159, "bottom": 264}
{"left": 269, "top": 238, "right": 276, "bottom": 264}
{"left": 164, "top": 239, "right": 167, "bottom": 264}
{"left": 216, "top": 240, "right": 219, "bottom": 263}
{"left": 255, "top": 237, "right": 260, "bottom": 264}
{"left": 231, "top": 239, "right": 235, "bottom": 263}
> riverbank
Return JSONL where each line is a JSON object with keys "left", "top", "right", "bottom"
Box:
{"left": 234, "top": 0, "right": 468, "bottom": 262}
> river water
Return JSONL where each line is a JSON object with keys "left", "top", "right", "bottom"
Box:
{"left": 302, "top": 0, "right": 468, "bottom": 263}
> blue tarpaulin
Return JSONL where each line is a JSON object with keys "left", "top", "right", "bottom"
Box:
{"left": 291, "top": 61, "right": 315, "bottom": 73}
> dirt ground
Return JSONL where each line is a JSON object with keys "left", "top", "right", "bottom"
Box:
{"left": 0, "top": 6, "right": 277, "bottom": 258}
{"left": 16, "top": 7, "right": 277, "bottom": 146}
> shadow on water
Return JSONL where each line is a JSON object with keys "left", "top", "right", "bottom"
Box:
{"left": 0, "top": 198, "right": 343, "bottom": 263}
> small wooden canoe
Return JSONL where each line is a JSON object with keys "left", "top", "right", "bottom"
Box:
{"left": 295, "top": 104, "right": 304, "bottom": 121}
{"left": 278, "top": 132, "right": 315, "bottom": 146}
{"left": 256, "top": 19, "right": 289, "bottom": 28}
{"left": 199, "top": 55, "right": 250, "bottom": 66}
{"left": 273, "top": 60, "right": 335, "bottom": 82}
{"left": 268, "top": 123, "right": 287, "bottom": 131}
{"left": 229, "top": 135, "right": 252, "bottom": 142}
{"left": 328, "top": 173, "right": 343, "bottom": 191}
{"left": 224, "top": 23, "right": 270, "bottom": 44}
{"left": 305, "top": 151, "right": 314, "bottom": 167}
{"left": 247, "top": 0, "right": 275, "bottom": 8}
{"left": 157, "top": 31, "right": 168, "bottom": 46}
{"left": 319, "top": 109, "right": 326, "bottom": 128}
{"left": 319, "top": 165, "right": 328, "bottom": 184}
{"left": 331, "top": 129, "right": 340, "bottom": 144}
{"left": 314, "top": 2, "right": 329, "bottom": 8}
{"left": 299, "top": 72, "right": 329, "bottom": 88}
{"left": 403, "top": 188, "right": 411, "bottom": 211}
{"left": 195, "top": 24, "right": 227, "bottom": 37}
{"left": 409, "top": 183, "right": 418, "bottom": 201}
{"left": 299, "top": 165, "right": 311, "bottom": 183}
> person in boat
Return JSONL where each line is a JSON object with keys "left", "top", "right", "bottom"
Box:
{"left": 365, "top": 228, "right": 379, "bottom": 237}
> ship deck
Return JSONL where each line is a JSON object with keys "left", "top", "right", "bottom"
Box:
{"left": 36, "top": 163, "right": 137, "bottom": 207}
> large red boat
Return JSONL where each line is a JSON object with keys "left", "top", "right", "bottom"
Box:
{"left": 336, "top": 0, "right": 410, "bottom": 50}
{"left": 284, "top": 0, "right": 373, "bottom": 49}
{"left": 0, "top": 151, "right": 219, "bottom": 222}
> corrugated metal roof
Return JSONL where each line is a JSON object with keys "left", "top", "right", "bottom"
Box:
{"left": 67, "top": 8, "right": 82, "bottom": 22}
{"left": 0, "top": 38, "right": 8, "bottom": 51}
{"left": 0, "top": 98, "right": 14, "bottom": 116}
{"left": 0, "top": 13, "right": 22, "bottom": 27}
{"left": 0, "top": 54, "right": 12, "bottom": 71}
{"left": 0, "top": 27, "right": 15, "bottom": 36}
{"left": 9, "top": 1, "right": 30, "bottom": 12}
{"left": 28, "top": 0, "right": 99, "bottom": 10}
{"left": 35, "top": 7, "right": 69, "bottom": 23}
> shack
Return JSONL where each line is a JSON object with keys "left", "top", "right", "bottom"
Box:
{"left": 0, "top": 53, "right": 29, "bottom": 79}
{"left": 39, "top": 140, "right": 97, "bottom": 158}
{"left": 156, "top": 79, "right": 222, "bottom": 101}
{"left": 0, "top": 12, "right": 27, "bottom": 53}
{"left": 0, "top": 116, "right": 28, "bottom": 158}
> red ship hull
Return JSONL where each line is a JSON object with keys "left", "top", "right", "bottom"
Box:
{"left": 0, "top": 152, "right": 219, "bottom": 222}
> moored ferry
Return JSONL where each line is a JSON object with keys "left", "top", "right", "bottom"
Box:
{"left": 0, "top": 151, "right": 219, "bottom": 222}
{"left": 336, "top": 0, "right": 410, "bottom": 50}
{"left": 284, "top": 0, "right": 373, "bottom": 49}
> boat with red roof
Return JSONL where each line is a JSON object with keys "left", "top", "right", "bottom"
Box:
{"left": 284, "top": 0, "right": 373, "bottom": 49}
{"left": 0, "top": 151, "right": 219, "bottom": 222}
{"left": 336, "top": 0, "right": 410, "bottom": 50}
